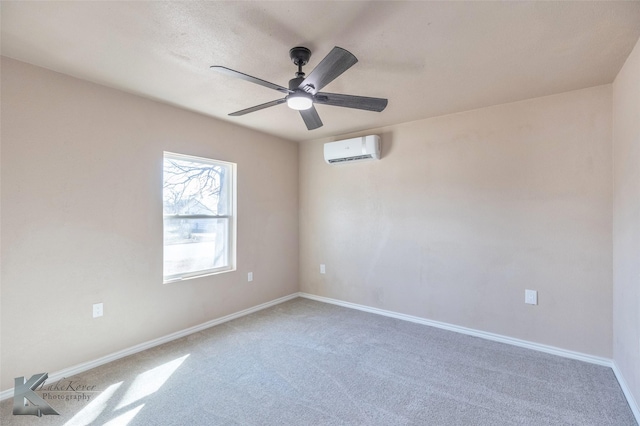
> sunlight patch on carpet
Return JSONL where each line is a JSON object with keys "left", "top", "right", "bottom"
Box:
{"left": 63, "top": 382, "right": 123, "bottom": 426}
{"left": 115, "top": 354, "right": 189, "bottom": 410}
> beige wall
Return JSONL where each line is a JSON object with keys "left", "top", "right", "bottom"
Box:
{"left": 613, "top": 36, "right": 640, "bottom": 408}
{"left": 300, "top": 85, "right": 613, "bottom": 357}
{"left": 0, "top": 58, "right": 299, "bottom": 392}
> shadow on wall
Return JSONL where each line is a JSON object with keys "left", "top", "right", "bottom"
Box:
{"left": 380, "top": 131, "right": 395, "bottom": 159}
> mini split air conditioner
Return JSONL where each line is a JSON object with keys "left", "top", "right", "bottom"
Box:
{"left": 324, "top": 135, "right": 381, "bottom": 164}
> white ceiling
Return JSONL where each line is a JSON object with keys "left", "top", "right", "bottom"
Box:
{"left": 2, "top": 1, "right": 640, "bottom": 142}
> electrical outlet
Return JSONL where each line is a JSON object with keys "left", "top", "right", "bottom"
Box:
{"left": 93, "top": 303, "right": 104, "bottom": 318}
{"left": 525, "top": 290, "right": 537, "bottom": 305}
{"left": 248, "top": 272, "right": 253, "bottom": 282}
{"left": 320, "top": 264, "right": 326, "bottom": 274}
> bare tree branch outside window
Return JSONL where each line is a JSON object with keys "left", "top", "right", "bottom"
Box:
{"left": 163, "top": 158, "right": 225, "bottom": 216}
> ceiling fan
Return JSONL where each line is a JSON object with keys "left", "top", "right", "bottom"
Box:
{"left": 211, "top": 46, "right": 388, "bottom": 131}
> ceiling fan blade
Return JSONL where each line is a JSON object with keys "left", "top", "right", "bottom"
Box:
{"left": 314, "top": 92, "right": 388, "bottom": 112}
{"left": 228, "top": 98, "right": 287, "bottom": 116}
{"left": 298, "top": 47, "right": 358, "bottom": 94}
{"left": 211, "top": 66, "right": 291, "bottom": 94}
{"left": 299, "top": 106, "right": 323, "bottom": 130}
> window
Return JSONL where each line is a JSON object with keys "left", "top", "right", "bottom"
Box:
{"left": 163, "top": 152, "right": 236, "bottom": 282}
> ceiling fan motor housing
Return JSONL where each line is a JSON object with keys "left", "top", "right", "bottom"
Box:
{"left": 289, "top": 76, "right": 306, "bottom": 91}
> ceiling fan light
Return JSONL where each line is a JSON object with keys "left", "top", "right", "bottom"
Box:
{"left": 287, "top": 94, "right": 313, "bottom": 110}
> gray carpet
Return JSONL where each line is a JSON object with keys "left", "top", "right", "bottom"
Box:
{"left": 1, "top": 298, "right": 636, "bottom": 425}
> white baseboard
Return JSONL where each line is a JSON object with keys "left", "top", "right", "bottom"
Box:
{"left": 613, "top": 361, "right": 640, "bottom": 424}
{"left": 299, "top": 292, "right": 612, "bottom": 367}
{"left": 0, "top": 292, "right": 300, "bottom": 402}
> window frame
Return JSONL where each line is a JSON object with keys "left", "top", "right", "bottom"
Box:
{"left": 162, "top": 151, "right": 237, "bottom": 283}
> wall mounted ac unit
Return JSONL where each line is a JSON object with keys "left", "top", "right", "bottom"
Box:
{"left": 324, "top": 135, "right": 381, "bottom": 164}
